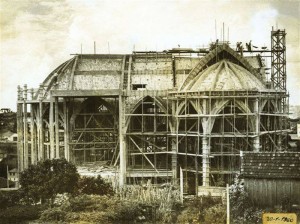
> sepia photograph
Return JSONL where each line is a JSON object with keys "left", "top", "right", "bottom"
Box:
{"left": 0, "top": 0, "right": 300, "bottom": 223}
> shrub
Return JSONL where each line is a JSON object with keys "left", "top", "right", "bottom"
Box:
{"left": 77, "top": 175, "right": 114, "bottom": 196}
{"left": 176, "top": 195, "right": 223, "bottom": 223}
{"left": 39, "top": 207, "right": 67, "bottom": 222}
{"left": 105, "top": 200, "right": 144, "bottom": 222}
{"left": 0, "top": 204, "right": 45, "bottom": 223}
{"left": 19, "top": 158, "right": 79, "bottom": 204}
{"left": 230, "top": 175, "right": 262, "bottom": 224}
{"left": 0, "top": 190, "right": 23, "bottom": 208}
{"left": 67, "top": 194, "right": 110, "bottom": 212}
{"left": 203, "top": 203, "right": 226, "bottom": 224}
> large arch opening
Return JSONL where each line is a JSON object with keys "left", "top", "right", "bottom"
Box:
{"left": 70, "top": 97, "right": 118, "bottom": 164}
{"left": 209, "top": 100, "right": 252, "bottom": 186}
{"left": 177, "top": 102, "right": 203, "bottom": 194}
{"left": 126, "top": 96, "right": 172, "bottom": 184}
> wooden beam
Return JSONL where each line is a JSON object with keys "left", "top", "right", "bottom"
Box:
{"left": 69, "top": 56, "right": 78, "bottom": 90}
{"left": 129, "top": 136, "right": 159, "bottom": 173}
{"left": 51, "top": 89, "right": 120, "bottom": 97}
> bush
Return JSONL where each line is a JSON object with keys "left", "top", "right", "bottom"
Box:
{"left": 106, "top": 200, "right": 144, "bottom": 222}
{"left": 203, "top": 203, "right": 226, "bottom": 224}
{"left": 230, "top": 175, "right": 262, "bottom": 224}
{"left": 39, "top": 207, "right": 67, "bottom": 222}
{"left": 77, "top": 175, "right": 114, "bottom": 196}
{"left": 67, "top": 194, "right": 110, "bottom": 212}
{"left": 176, "top": 195, "right": 224, "bottom": 223}
{"left": 20, "top": 158, "right": 79, "bottom": 204}
{"left": 0, "top": 204, "right": 45, "bottom": 223}
{"left": 0, "top": 190, "right": 23, "bottom": 208}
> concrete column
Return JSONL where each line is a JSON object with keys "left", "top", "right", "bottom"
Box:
{"left": 38, "top": 84, "right": 44, "bottom": 160}
{"left": 63, "top": 98, "right": 70, "bottom": 161}
{"left": 253, "top": 98, "right": 260, "bottom": 152}
{"left": 49, "top": 96, "right": 55, "bottom": 159}
{"left": 30, "top": 90, "right": 37, "bottom": 165}
{"left": 55, "top": 97, "right": 60, "bottom": 158}
{"left": 17, "top": 85, "right": 24, "bottom": 172}
{"left": 23, "top": 84, "right": 29, "bottom": 169}
{"left": 119, "top": 95, "right": 126, "bottom": 186}
{"left": 277, "top": 99, "right": 283, "bottom": 151}
{"left": 171, "top": 100, "right": 178, "bottom": 184}
{"left": 202, "top": 136, "right": 210, "bottom": 186}
{"left": 171, "top": 138, "right": 177, "bottom": 183}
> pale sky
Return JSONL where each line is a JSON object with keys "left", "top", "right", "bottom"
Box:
{"left": 1, "top": 0, "right": 299, "bottom": 111}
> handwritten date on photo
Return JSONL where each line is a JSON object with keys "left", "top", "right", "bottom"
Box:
{"left": 262, "top": 213, "right": 297, "bottom": 224}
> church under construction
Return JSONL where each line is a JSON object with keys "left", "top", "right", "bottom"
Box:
{"left": 17, "top": 29, "right": 289, "bottom": 194}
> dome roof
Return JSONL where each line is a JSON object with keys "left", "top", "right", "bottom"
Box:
{"left": 184, "top": 59, "right": 266, "bottom": 91}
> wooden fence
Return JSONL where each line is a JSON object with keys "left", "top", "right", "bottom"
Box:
{"left": 244, "top": 179, "right": 300, "bottom": 207}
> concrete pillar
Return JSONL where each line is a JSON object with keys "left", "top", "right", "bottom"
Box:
{"left": 23, "top": 84, "right": 29, "bottom": 169}
{"left": 30, "top": 90, "right": 37, "bottom": 165}
{"left": 253, "top": 98, "right": 260, "bottom": 152}
{"left": 202, "top": 136, "right": 210, "bottom": 186}
{"left": 171, "top": 138, "right": 177, "bottom": 183}
{"left": 49, "top": 96, "right": 55, "bottom": 159}
{"left": 119, "top": 95, "right": 126, "bottom": 186}
{"left": 171, "top": 100, "right": 178, "bottom": 184}
{"left": 55, "top": 97, "right": 60, "bottom": 158}
{"left": 17, "top": 85, "right": 24, "bottom": 172}
{"left": 63, "top": 98, "right": 70, "bottom": 161}
{"left": 38, "top": 84, "right": 44, "bottom": 160}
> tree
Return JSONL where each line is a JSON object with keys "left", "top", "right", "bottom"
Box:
{"left": 19, "top": 158, "right": 79, "bottom": 204}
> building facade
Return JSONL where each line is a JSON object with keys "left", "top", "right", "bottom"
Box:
{"left": 17, "top": 30, "right": 289, "bottom": 194}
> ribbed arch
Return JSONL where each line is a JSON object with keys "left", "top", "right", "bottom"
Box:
{"left": 70, "top": 97, "right": 116, "bottom": 126}
{"left": 180, "top": 44, "right": 263, "bottom": 91}
{"left": 125, "top": 96, "right": 172, "bottom": 132}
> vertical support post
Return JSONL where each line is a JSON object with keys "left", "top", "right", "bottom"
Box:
{"left": 38, "top": 84, "right": 44, "bottom": 160}
{"left": 171, "top": 100, "right": 177, "bottom": 184}
{"left": 253, "top": 98, "right": 260, "bottom": 152}
{"left": 49, "top": 96, "right": 55, "bottom": 159}
{"left": 63, "top": 98, "right": 70, "bottom": 161}
{"left": 171, "top": 138, "right": 177, "bottom": 182}
{"left": 23, "top": 84, "right": 28, "bottom": 169}
{"left": 55, "top": 97, "right": 60, "bottom": 158}
{"left": 226, "top": 183, "right": 230, "bottom": 224}
{"left": 127, "top": 55, "right": 132, "bottom": 91}
{"left": 17, "top": 85, "right": 24, "bottom": 172}
{"left": 202, "top": 99, "right": 210, "bottom": 187}
{"left": 202, "top": 135, "right": 210, "bottom": 186}
{"left": 30, "top": 89, "right": 37, "bottom": 165}
{"left": 180, "top": 166, "right": 183, "bottom": 203}
{"left": 119, "top": 94, "right": 126, "bottom": 186}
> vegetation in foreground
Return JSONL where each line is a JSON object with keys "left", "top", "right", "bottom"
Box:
{"left": 1, "top": 159, "right": 298, "bottom": 223}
